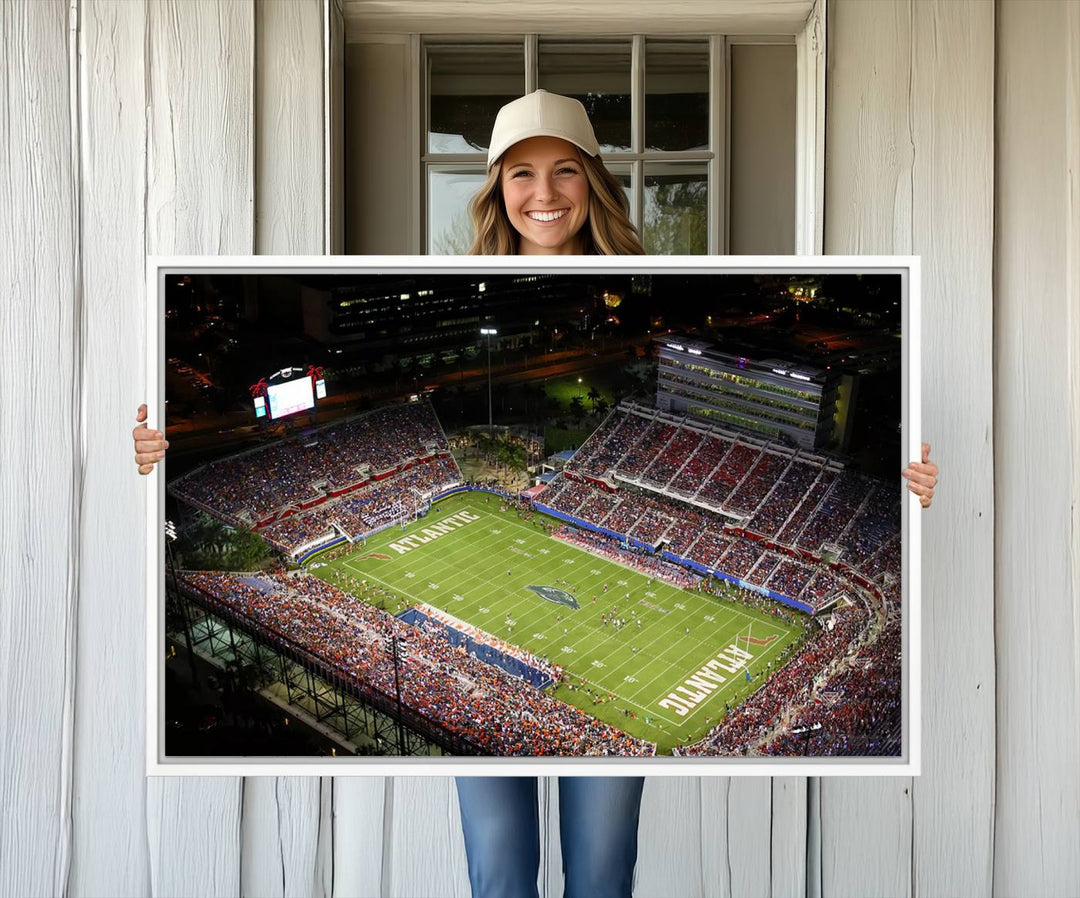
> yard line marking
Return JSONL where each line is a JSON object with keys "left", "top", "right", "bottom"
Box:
{"left": 324, "top": 496, "right": 803, "bottom": 741}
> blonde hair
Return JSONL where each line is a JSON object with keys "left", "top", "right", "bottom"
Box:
{"left": 468, "top": 151, "right": 645, "bottom": 256}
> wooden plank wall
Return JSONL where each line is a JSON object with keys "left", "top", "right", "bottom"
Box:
{"left": 73, "top": 3, "right": 152, "bottom": 895}
{"left": 1, "top": 2, "right": 1077, "bottom": 897}
{"left": 823, "top": 2, "right": 997, "bottom": 896}
{"left": 0, "top": 3, "right": 78, "bottom": 897}
{"left": 993, "top": 1, "right": 1080, "bottom": 893}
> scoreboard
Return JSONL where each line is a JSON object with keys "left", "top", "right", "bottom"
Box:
{"left": 250, "top": 366, "right": 325, "bottom": 420}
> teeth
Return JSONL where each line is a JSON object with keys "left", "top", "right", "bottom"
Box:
{"left": 528, "top": 210, "right": 566, "bottom": 222}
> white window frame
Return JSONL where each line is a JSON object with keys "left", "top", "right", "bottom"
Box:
{"left": 405, "top": 1, "right": 825, "bottom": 256}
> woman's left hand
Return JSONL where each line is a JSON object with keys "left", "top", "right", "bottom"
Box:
{"left": 902, "top": 442, "right": 938, "bottom": 509}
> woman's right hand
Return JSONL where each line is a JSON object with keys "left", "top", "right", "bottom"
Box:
{"left": 133, "top": 403, "right": 168, "bottom": 475}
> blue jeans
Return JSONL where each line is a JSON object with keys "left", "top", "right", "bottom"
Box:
{"left": 455, "top": 776, "right": 646, "bottom": 898}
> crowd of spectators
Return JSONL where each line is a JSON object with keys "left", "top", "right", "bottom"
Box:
{"left": 715, "top": 539, "right": 761, "bottom": 579}
{"left": 551, "top": 404, "right": 900, "bottom": 589}
{"left": 617, "top": 421, "right": 676, "bottom": 479}
{"left": 862, "top": 533, "right": 901, "bottom": 582}
{"left": 746, "top": 461, "right": 818, "bottom": 536}
{"left": 181, "top": 570, "right": 655, "bottom": 757}
{"left": 171, "top": 401, "right": 447, "bottom": 523}
{"left": 745, "top": 552, "right": 783, "bottom": 586}
{"left": 170, "top": 395, "right": 905, "bottom": 758}
{"left": 259, "top": 456, "right": 462, "bottom": 554}
{"left": 795, "top": 475, "right": 874, "bottom": 552}
{"left": 685, "top": 528, "right": 735, "bottom": 569}
{"left": 767, "top": 559, "right": 815, "bottom": 598}
{"left": 567, "top": 409, "right": 638, "bottom": 479}
{"left": 774, "top": 470, "right": 835, "bottom": 543}
{"left": 662, "top": 506, "right": 711, "bottom": 557}
{"left": 552, "top": 527, "right": 703, "bottom": 590}
{"left": 541, "top": 477, "right": 596, "bottom": 518}
{"left": 836, "top": 484, "right": 900, "bottom": 567}
{"left": 725, "top": 451, "right": 789, "bottom": 513}
{"left": 695, "top": 442, "right": 760, "bottom": 506}
{"left": 801, "top": 569, "right": 842, "bottom": 605}
{"left": 760, "top": 613, "right": 902, "bottom": 756}
{"left": 538, "top": 402, "right": 906, "bottom": 757}
{"left": 641, "top": 427, "right": 705, "bottom": 487}
{"left": 540, "top": 471, "right": 866, "bottom": 610}
{"left": 668, "top": 434, "right": 733, "bottom": 495}
{"left": 675, "top": 603, "right": 868, "bottom": 756}
{"left": 630, "top": 509, "right": 671, "bottom": 546}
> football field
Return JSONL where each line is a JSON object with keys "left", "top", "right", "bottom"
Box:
{"left": 309, "top": 491, "right": 803, "bottom": 754}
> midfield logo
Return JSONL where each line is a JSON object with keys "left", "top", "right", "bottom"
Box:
{"left": 527, "top": 585, "right": 580, "bottom": 609}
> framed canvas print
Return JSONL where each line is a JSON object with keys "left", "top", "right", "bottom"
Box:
{"left": 145, "top": 255, "right": 920, "bottom": 776}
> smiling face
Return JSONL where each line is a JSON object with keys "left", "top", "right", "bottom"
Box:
{"left": 499, "top": 136, "right": 591, "bottom": 255}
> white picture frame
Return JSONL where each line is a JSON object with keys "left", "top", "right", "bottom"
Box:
{"left": 146, "top": 254, "right": 920, "bottom": 777}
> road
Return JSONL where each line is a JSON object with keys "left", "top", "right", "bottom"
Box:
{"left": 161, "top": 341, "right": 643, "bottom": 456}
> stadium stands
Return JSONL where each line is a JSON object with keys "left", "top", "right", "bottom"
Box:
{"left": 169, "top": 394, "right": 903, "bottom": 758}
{"left": 675, "top": 602, "right": 869, "bottom": 756}
{"left": 181, "top": 570, "right": 655, "bottom": 757}
{"left": 260, "top": 456, "right": 462, "bottom": 554}
{"left": 171, "top": 401, "right": 464, "bottom": 555}
{"left": 171, "top": 401, "right": 450, "bottom": 525}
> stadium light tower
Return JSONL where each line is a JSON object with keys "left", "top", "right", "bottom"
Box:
{"left": 389, "top": 632, "right": 407, "bottom": 756}
{"left": 480, "top": 327, "right": 498, "bottom": 436}
{"left": 165, "top": 520, "right": 199, "bottom": 686}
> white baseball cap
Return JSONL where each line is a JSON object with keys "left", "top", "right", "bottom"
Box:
{"left": 486, "top": 90, "right": 601, "bottom": 169}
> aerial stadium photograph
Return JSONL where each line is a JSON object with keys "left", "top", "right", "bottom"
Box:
{"left": 153, "top": 262, "right": 911, "bottom": 765}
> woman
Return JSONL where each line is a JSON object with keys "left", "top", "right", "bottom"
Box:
{"left": 133, "top": 90, "right": 939, "bottom": 898}
{"left": 453, "top": 91, "right": 648, "bottom": 898}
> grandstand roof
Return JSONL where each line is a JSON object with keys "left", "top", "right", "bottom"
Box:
{"left": 655, "top": 334, "right": 831, "bottom": 386}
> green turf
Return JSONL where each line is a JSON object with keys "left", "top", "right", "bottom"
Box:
{"left": 308, "top": 491, "right": 803, "bottom": 754}
{"left": 544, "top": 375, "right": 609, "bottom": 409}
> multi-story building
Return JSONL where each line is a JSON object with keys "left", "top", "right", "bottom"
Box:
{"left": 295, "top": 274, "right": 606, "bottom": 372}
{"left": 655, "top": 336, "right": 842, "bottom": 450}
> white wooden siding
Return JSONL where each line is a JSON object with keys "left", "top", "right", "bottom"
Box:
{"left": 824, "top": 2, "right": 997, "bottom": 896}
{"left": 143, "top": 1, "right": 254, "bottom": 895}
{"left": 993, "top": 1, "right": 1080, "bottom": 893}
{"left": 71, "top": 1, "right": 152, "bottom": 894}
{"left": 0, "top": 2, "right": 78, "bottom": 896}
{"left": 1, "top": 2, "right": 1077, "bottom": 897}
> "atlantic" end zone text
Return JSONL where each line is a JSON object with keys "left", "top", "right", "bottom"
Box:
{"left": 388, "top": 510, "right": 481, "bottom": 554}
{"left": 657, "top": 643, "right": 754, "bottom": 716}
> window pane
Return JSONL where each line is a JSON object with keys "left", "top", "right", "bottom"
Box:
{"left": 538, "top": 40, "right": 631, "bottom": 153}
{"left": 645, "top": 40, "right": 709, "bottom": 152}
{"left": 604, "top": 162, "right": 634, "bottom": 219}
{"left": 428, "top": 167, "right": 487, "bottom": 254}
{"left": 428, "top": 44, "right": 524, "bottom": 154}
{"left": 643, "top": 163, "right": 707, "bottom": 254}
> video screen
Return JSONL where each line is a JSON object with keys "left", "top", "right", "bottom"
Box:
{"left": 267, "top": 377, "right": 315, "bottom": 419}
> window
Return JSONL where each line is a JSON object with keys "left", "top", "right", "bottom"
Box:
{"left": 423, "top": 36, "right": 790, "bottom": 256}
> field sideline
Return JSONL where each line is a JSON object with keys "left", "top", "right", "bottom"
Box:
{"left": 309, "top": 491, "right": 803, "bottom": 754}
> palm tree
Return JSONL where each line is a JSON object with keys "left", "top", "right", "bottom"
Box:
{"left": 496, "top": 442, "right": 513, "bottom": 473}
{"left": 511, "top": 445, "right": 527, "bottom": 472}
{"left": 569, "top": 395, "right": 586, "bottom": 425}
{"left": 587, "top": 386, "right": 602, "bottom": 411}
